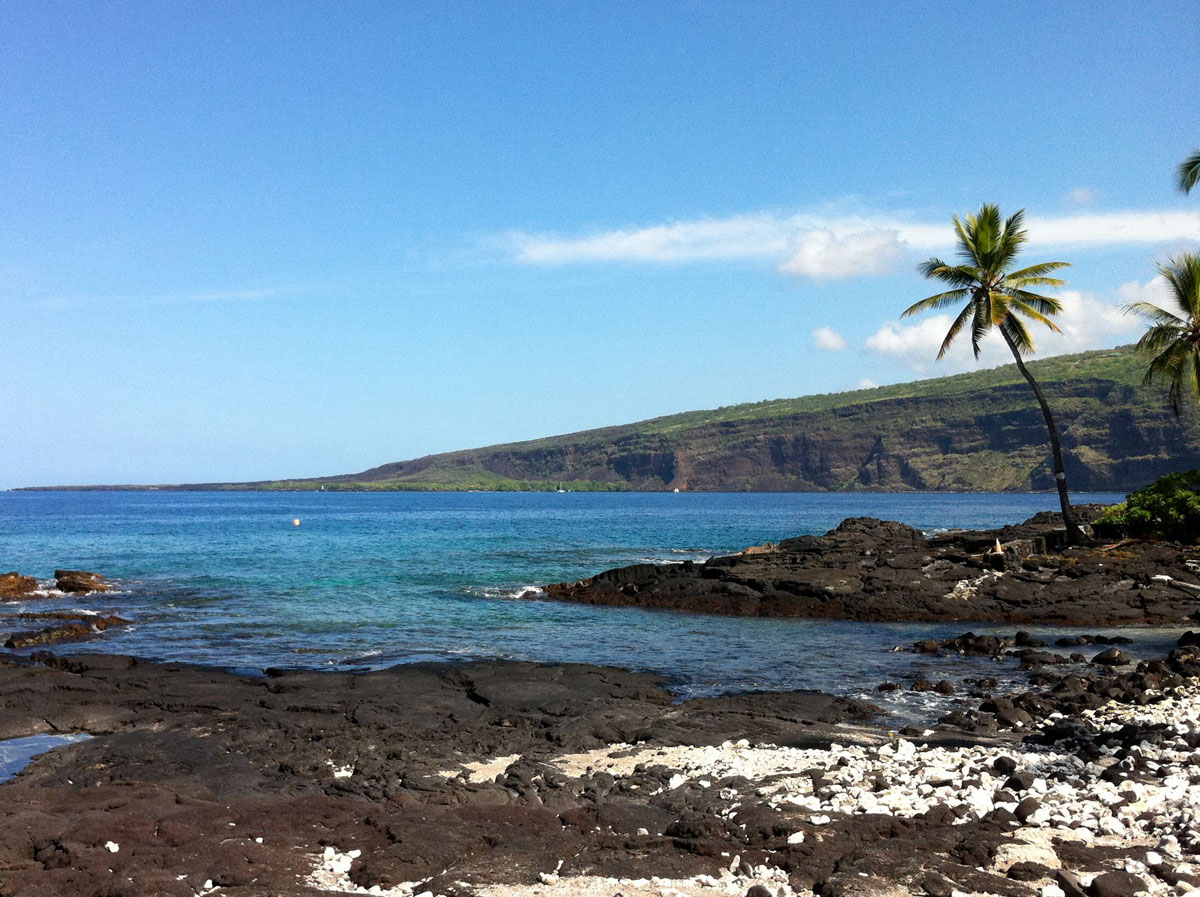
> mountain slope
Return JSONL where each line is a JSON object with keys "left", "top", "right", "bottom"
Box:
{"left": 253, "top": 345, "right": 1199, "bottom": 493}
{"left": 27, "top": 345, "right": 1200, "bottom": 492}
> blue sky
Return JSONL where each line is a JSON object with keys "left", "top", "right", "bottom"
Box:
{"left": 3, "top": 1, "right": 1198, "bottom": 487}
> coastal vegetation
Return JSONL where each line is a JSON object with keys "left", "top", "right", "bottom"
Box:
{"left": 1098, "top": 469, "right": 1200, "bottom": 542}
{"left": 901, "top": 204, "right": 1083, "bottom": 540}
{"left": 255, "top": 474, "right": 630, "bottom": 493}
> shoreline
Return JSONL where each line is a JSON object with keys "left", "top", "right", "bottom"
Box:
{"left": 1, "top": 638, "right": 1199, "bottom": 896}
{"left": 542, "top": 512, "right": 1200, "bottom": 627}
{"left": 1, "top": 510, "right": 1198, "bottom": 894}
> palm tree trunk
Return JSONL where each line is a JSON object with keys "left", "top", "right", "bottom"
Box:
{"left": 998, "top": 330, "right": 1094, "bottom": 546}
{"left": 999, "top": 329, "right": 1087, "bottom": 545}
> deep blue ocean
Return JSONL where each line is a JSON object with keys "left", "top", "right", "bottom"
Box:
{"left": 0, "top": 490, "right": 1181, "bottom": 718}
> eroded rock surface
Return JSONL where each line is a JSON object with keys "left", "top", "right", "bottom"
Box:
{"left": 0, "top": 573, "right": 37, "bottom": 600}
{"left": 543, "top": 514, "right": 1200, "bottom": 625}
{"left": 0, "top": 642, "right": 1198, "bottom": 897}
{"left": 54, "top": 569, "right": 110, "bottom": 593}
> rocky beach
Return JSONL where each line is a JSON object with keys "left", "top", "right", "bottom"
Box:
{"left": 1, "top": 513, "right": 1199, "bottom": 897}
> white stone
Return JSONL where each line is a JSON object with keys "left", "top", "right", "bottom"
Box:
{"left": 104, "top": 841, "right": 119, "bottom": 853}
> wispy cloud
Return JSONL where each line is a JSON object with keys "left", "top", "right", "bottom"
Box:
{"left": 157, "top": 286, "right": 307, "bottom": 304}
{"left": 31, "top": 283, "right": 320, "bottom": 310}
{"left": 505, "top": 207, "right": 1200, "bottom": 281}
{"left": 781, "top": 230, "right": 906, "bottom": 280}
{"left": 1063, "top": 187, "right": 1099, "bottom": 206}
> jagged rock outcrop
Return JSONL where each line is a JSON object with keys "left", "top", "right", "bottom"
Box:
{"left": 0, "top": 573, "right": 37, "bottom": 600}
{"left": 543, "top": 513, "right": 1200, "bottom": 625}
{"left": 54, "top": 570, "right": 110, "bottom": 594}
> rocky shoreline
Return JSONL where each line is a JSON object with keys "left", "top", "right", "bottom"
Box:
{"left": 542, "top": 511, "right": 1200, "bottom": 626}
{"left": 1, "top": 513, "right": 1199, "bottom": 896}
{"left": 0, "top": 569, "right": 130, "bottom": 650}
{"left": 1, "top": 631, "right": 1199, "bottom": 897}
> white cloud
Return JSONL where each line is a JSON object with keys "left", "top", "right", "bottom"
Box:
{"left": 1117, "top": 275, "right": 1173, "bottom": 308}
{"left": 160, "top": 286, "right": 303, "bottom": 304}
{"left": 812, "top": 326, "right": 849, "bottom": 351}
{"left": 509, "top": 213, "right": 794, "bottom": 264}
{"left": 1063, "top": 187, "right": 1099, "bottom": 206}
{"left": 856, "top": 377, "right": 878, "bottom": 389}
{"left": 506, "top": 208, "right": 1200, "bottom": 271}
{"left": 32, "top": 284, "right": 314, "bottom": 310}
{"left": 865, "top": 315, "right": 960, "bottom": 372}
{"left": 1025, "top": 211, "right": 1200, "bottom": 247}
{"left": 865, "top": 290, "right": 1142, "bottom": 374}
{"left": 779, "top": 230, "right": 905, "bottom": 280}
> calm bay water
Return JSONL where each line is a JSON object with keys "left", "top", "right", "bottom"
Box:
{"left": 0, "top": 490, "right": 1177, "bottom": 717}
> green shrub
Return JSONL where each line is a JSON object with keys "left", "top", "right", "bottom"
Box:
{"left": 1098, "top": 470, "right": 1200, "bottom": 541}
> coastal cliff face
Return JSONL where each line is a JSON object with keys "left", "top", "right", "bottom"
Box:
{"left": 45, "top": 346, "right": 1196, "bottom": 493}
{"left": 316, "top": 349, "right": 1200, "bottom": 493}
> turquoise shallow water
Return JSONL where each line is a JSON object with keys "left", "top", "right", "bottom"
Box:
{"left": 0, "top": 490, "right": 1181, "bottom": 716}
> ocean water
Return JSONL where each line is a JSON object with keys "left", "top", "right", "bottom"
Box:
{"left": 0, "top": 490, "right": 1180, "bottom": 718}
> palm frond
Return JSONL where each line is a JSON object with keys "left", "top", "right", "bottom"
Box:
{"left": 952, "top": 215, "right": 978, "bottom": 266}
{"left": 994, "top": 209, "right": 1028, "bottom": 270}
{"left": 1178, "top": 149, "right": 1200, "bottom": 194}
{"left": 1124, "top": 301, "right": 1185, "bottom": 328}
{"left": 901, "top": 289, "right": 970, "bottom": 318}
{"left": 986, "top": 291, "right": 1010, "bottom": 327}
{"left": 937, "top": 301, "right": 976, "bottom": 360}
{"left": 1008, "top": 298, "right": 1062, "bottom": 332}
{"left": 1157, "top": 253, "right": 1200, "bottom": 321}
{"left": 1191, "top": 352, "right": 1200, "bottom": 415}
{"left": 1144, "top": 340, "right": 1197, "bottom": 417}
{"left": 1005, "top": 275, "right": 1069, "bottom": 289}
{"left": 1145, "top": 339, "right": 1193, "bottom": 384}
{"left": 1135, "top": 323, "right": 1188, "bottom": 356}
{"left": 1004, "top": 261, "right": 1071, "bottom": 281}
{"left": 969, "top": 297, "right": 990, "bottom": 358}
{"left": 916, "top": 257, "right": 950, "bottom": 279}
{"left": 916, "top": 259, "right": 979, "bottom": 287}
{"left": 1000, "top": 312, "right": 1036, "bottom": 355}
{"left": 1007, "top": 289, "right": 1063, "bottom": 317}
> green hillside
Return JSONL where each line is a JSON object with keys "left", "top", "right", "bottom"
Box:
{"left": 243, "top": 345, "right": 1197, "bottom": 493}
{"left": 28, "top": 345, "right": 1200, "bottom": 493}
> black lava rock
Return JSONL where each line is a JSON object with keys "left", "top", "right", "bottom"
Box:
{"left": 1087, "top": 870, "right": 1147, "bottom": 897}
{"left": 1008, "top": 861, "right": 1054, "bottom": 881}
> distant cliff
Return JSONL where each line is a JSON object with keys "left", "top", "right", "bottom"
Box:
{"left": 26, "top": 345, "right": 1200, "bottom": 493}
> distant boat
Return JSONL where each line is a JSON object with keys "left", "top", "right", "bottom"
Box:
{"left": 555, "top": 483, "right": 567, "bottom": 493}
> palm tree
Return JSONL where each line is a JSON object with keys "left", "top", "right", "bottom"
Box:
{"left": 902, "top": 204, "right": 1087, "bottom": 544}
{"left": 1178, "top": 149, "right": 1200, "bottom": 193}
{"left": 1124, "top": 252, "right": 1200, "bottom": 416}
